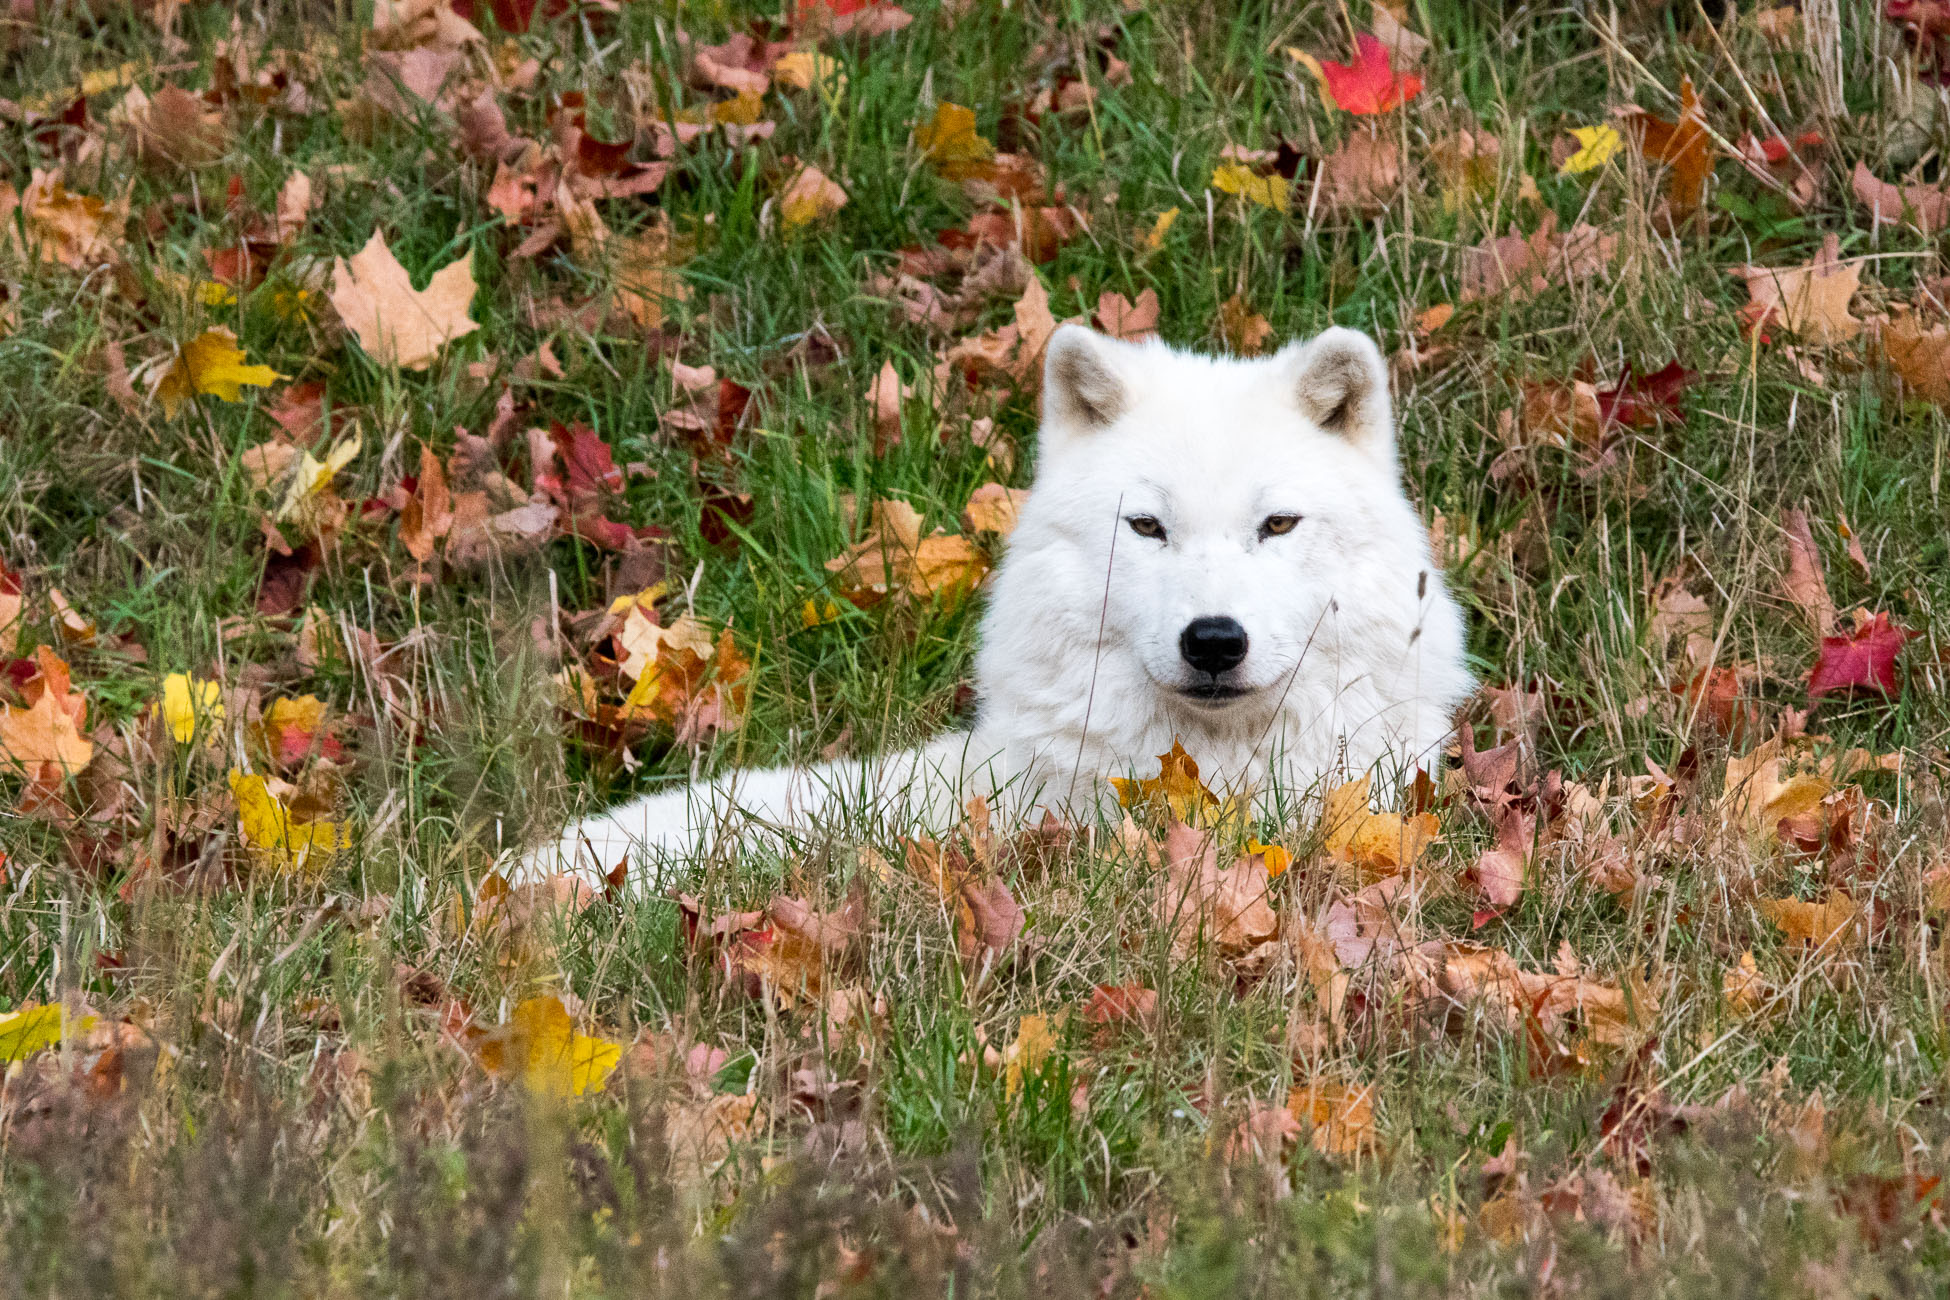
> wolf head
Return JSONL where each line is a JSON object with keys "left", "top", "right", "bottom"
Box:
{"left": 974, "top": 324, "right": 1469, "bottom": 792}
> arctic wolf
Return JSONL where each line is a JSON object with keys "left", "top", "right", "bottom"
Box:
{"left": 529, "top": 323, "right": 1473, "bottom": 883}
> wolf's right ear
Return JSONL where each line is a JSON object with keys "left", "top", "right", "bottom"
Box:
{"left": 1042, "top": 324, "right": 1130, "bottom": 433}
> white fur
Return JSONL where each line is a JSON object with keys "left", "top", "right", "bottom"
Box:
{"left": 525, "top": 325, "right": 1474, "bottom": 885}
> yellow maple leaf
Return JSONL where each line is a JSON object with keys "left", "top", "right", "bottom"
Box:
{"left": 913, "top": 101, "right": 996, "bottom": 180}
{"left": 1558, "top": 125, "right": 1622, "bottom": 175}
{"left": 1760, "top": 891, "right": 1863, "bottom": 949}
{"left": 772, "top": 50, "right": 846, "bottom": 99}
{"left": 1212, "top": 162, "right": 1290, "bottom": 210}
{"left": 275, "top": 434, "right": 360, "bottom": 523}
{"left": 1321, "top": 777, "right": 1439, "bottom": 878}
{"left": 153, "top": 327, "right": 284, "bottom": 417}
{"left": 999, "top": 1012, "right": 1057, "bottom": 1099}
{"left": 161, "top": 672, "right": 223, "bottom": 744}
{"left": 0, "top": 1003, "right": 96, "bottom": 1062}
{"left": 229, "top": 768, "right": 342, "bottom": 872}
{"left": 1111, "top": 740, "right": 1221, "bottom": 824}
{"left": 1249, "top": 839, "right": 1293, "bottom": 878}
{"left": 478, "top": 995, "right": 623, "bottom": 1099}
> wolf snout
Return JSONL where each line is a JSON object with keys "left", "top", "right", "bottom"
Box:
{"left": 1179, "top": 616, "right": 1249, "bottom": 675}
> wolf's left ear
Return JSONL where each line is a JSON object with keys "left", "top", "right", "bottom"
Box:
{"left": 1278, "top": 326, "right": 1395, "bottom": 462}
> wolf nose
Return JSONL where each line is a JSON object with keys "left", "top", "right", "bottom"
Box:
{"left": 1179, "top": 617, "right": 1249, "bottom": 675}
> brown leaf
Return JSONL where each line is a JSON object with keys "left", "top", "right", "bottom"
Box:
{"left": 1779, "top": 507, "right": 1835, "bottom": 635}
{"left": 1737, "top": 233, "right": 1862, "bottom": 345}
{"left": 1093, "top": 287, "right": 1160, "bottom": 341}
{"left": 399, "top": 445, "right": 454, "bottom": 563}
{"left": 328, "top": 230, "right": 479, "bottom": 370}
{"left": 1217, "top": 293, "right": 1273, "bottom": 354}
{"left": 1318, "top": 128, "right": 1401, "bottom": 214}
{"left": 1851, "top": 161, "right": 1950, "bottom": 233}
{"left": 1155, "top": 822, "right": 1279, "bottom": 960}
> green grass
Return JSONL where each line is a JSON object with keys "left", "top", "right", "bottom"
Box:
{"left": 3, "top": 0, "right": 1950, "bottom": 1295}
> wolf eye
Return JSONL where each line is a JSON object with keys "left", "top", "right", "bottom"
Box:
{"left": 1259, "top": 514, "right": 1301, "bottom": 539}
{"left": 1126, "top": 515, "right": 1167, "bottom": 541}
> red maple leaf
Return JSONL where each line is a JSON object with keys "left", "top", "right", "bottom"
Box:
{"left": 1596, "top": 359, "right": 1695, "bottom": 431}
{"left": 1808, "top": 611, "right": 1921, "bottom": 700}
{"left": 1319, "top": 33, "right": 1423, "bottom": 115}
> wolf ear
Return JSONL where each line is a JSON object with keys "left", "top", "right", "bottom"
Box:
{"left": 1278, "top": 327, "right": 1395, "bottom": 461}
{"left": 1042, "top": 324, "right": 1130, "bottom": 432}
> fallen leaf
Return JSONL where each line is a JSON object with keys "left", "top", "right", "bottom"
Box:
{"left": 1760, "top": 891, "right": 1863, "bottom": 949}
{"left": 152, "top": 327, "right": 285, "bottom": 417}
{"left": 999, "top": 1013, "right": 1057, "bottom": 1098}
{"left": 0, "top": 1003, "right": 96, "bottom": 1062}
{"left": 1881, "top": 311, "right": 1950, "bottom": 407}
{"left": 1319, "top": 128, "right": 1401, "bottom": 213}
{"left": 229, "top": 768, "right": 342, "bottom": 872}
{"left": 825, "top": 499, "right": 989, "bottom": 605}
{"left": 1093, "top": 287, "right": 1160, "bottom": 340}
{"left": 1594, "top": 360, "right": 1694, "bottom": 430}
{"left": 665, "top": 1092, "right": 757, "bottom": 1188}
{"left": 779, "top": 163, "right": 848, "bottom": 230}
{"left": 1737, "top": 233, "right": 1862, "bottom": 345}
{"left": 1111, "top": 740, "right": 1220, "bottom": 825}
{"left": 772, "top": 51, "right": 846, "bottom": 98}
{"left": 328, "top": 229, "right": 479, "bottom": 370}
{"left": 1619, "top": 77, "right": 1714, "bottom": 213}
{"left": 161, "top": 672, "right": 223, "bottom": 744}
{"left": 1314, "top": 33, "right": 1421, "bottom": 114}
{"left": 1321, "top": 777, "right": 1440, "bottom": 878}
{"left": 1779, "top": 507, "right": 1836, "bottom": 635}
{"left": 0, "top": 170, "right": 127, "bottom": 271}
{"left": 1808, "top": 611, "right": 1919, "bottom": 699}
{"left": 1287, "top": 1079, "right": 1378, "bottom": 1155}
{"left": 1558, "top": 124, "right": 1623, "bottom": 175}
{"left": 0, "top": 647, "right": 93, "bottom": 784}
{"left": 1155, "top": 822, "right": 1278, "bottom": 960}
{"left": 913, "top": 102, "right": 995, "bottom": 180}
{"left": 1141, "top": 207, "right": 1179, "bottom": 253}
{"left": 1851, "top": 161, "right": 1950, "bottom": 233}
{"left": 476, "top": 995, "right": 622, "bottom": 1098}
{"left": 960, "top": 482, "right": 1027, "bottom": 535}
{"left": 1218, "top": 294, "right": 1273, "bottom": 354}
{"left": 1211, "top": 162, "right": 1289, "bottom": 210}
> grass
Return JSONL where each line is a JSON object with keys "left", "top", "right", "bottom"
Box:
{"left": 4, "top": 0, "right": 1950, "bottom": 1294}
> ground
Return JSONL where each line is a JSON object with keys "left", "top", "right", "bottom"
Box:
{"left": 3, "top": 0, "right": 1950, "bottom": 1295}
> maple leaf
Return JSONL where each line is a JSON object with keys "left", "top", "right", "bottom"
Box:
{"left": 128, "top": 84, "right": 229, "bottom": 169}
{"left": 476, "top": 995, "right": 622, "bottom": 1098}
{"left": 1558, "top": 124, "right": 1623, "bottom": 174}
{"left": 1287, "top": 1079, "right": 1379, "bottom": 1156}
{"left": 1760, "top": 891, "right": 1863, "bottom": 949}
{"left": 0, "top": 647, "right": 93, "bottom": 787}
{"left": 258, "top": 695, "right": 341, "bottom": 768}
{"left": 1210, "top": 162, "right": 1290, "bottom": 210}
{"left": 1319, "top": 129, "right": 1402, "bottom": 214}
{"left": 779, "top": 163, "right": 848, "bottom": 230}
{"left": 1808, "top": 610, "right": 1920, "bottom": 699}
{"left": 1459, "top": 217, "right": 1616, "bottom": 302}
{"left": 1312, "top": 33, "right": 1422, "bottom": 114}
{"left": 1619, "top": 77, "right": 1714, "bottom": 213}
{"left": 1218, "top": 293, "right": 1273, "bottom": 354}
{"left": 161, "top": 672, "right": 223, "bottom": 744}
{"left": 398, "top": 444, "right": 454, "bottom": 563}
{"left": 0, "top": 170, "right": 127, "bottom": 271}
{"left": 1881, "top": 311, "right": 1950, "bottom": 408}
{"left": 0, "top": 1003, "right": 96, "bottom": 1062}
{"left": 824, "top": 499, "right": 989, "bottom": 606}
{"left": 772, "top": 51, "right": 847, "bottom": 98}
{"left": 151, "top": 327, "right": 284, "bottom": 417}
{"left": 1111, "top": 740, "right": 1222, "bottom": 824}
{"left": 1851, "top": 161, "right": 1950, "bottom": 233}
{"left": 1321, "top": 777, "right": 1440, "bottom": 879}
{"left": 1082, "top": 984, "right": 1158, "bottom": 1037}
{"left": 665, "top": 1092, "right": 759, "bottom": 1189}
{"left": 1736, "top": 233, "right": 1862, "bottom": 345}
{"left": 1154, "top": 821, "right": 1278, "bottom": 961}
{"left": 1721, "top": 743, "right": 1833, "bottom": 840}
{"left": 229, "top": 768, "right": 343, "bottom": 873}
{"left": 615, "top": 228, "right": 690, "bottom": 331}
{"left": 1093, "top": 287, "right": 1160, "bottom": 341}
{"left": 960, "top": 483, "right": 1027, "bottom": 536}
{"left": 998, "top": 1013, "right": 1057, "bottom": 1099}
{"left": 913, "top": 102, "right": 995, "bottom": 180}
{"left": 328, "top": 230, "right": 479, "bottom": 370}
{"left": 1594, "top": 360, "right": 1693, "bottom": 431}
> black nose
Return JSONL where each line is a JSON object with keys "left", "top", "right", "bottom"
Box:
{"left": 1179, "top": 616, "right": 1249, "bottom": 675}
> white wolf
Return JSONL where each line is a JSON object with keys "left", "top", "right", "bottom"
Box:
{"left": 526, "top": 324, "right": 1473, "bottom": 884}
